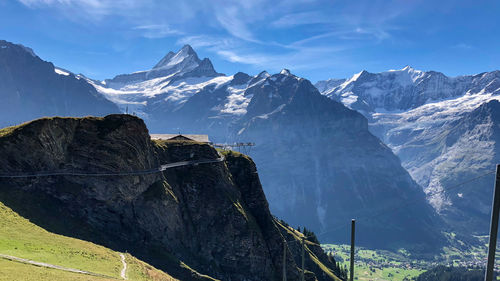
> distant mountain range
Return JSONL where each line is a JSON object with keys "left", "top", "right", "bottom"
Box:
{"left": 0, "top": 40, "right": 449, "bottom": 252}
{"left": 0, "top": 40, "right": 119, "bottom": 128}
{"left": 316, "top": 67, "right": 500, "bottom": 234}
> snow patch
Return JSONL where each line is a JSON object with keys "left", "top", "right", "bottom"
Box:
{"left": 220, "top": 84, "right": 252, "bottom": 115}
{"left": 54, "top": 68, "right": 70, "bottom": 76}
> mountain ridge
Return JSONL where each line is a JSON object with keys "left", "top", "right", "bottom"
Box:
{"left": 316, "top": 67, "right": 500, "bottom": 235}
{"left": 0, "top": 40, "right": 120, "bottom": 128}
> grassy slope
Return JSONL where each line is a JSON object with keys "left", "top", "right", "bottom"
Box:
{"left": 0, "top": 201, "right": 178, "bottom": 281}
{"left": 0, "top": 259, "right": 117, "bottom": 281}
{"left": 274, "top": 220, "right": 342, "bottom": 281}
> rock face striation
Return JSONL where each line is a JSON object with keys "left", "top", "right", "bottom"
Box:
{"left": 0, "top": 115, "right": 340, "bottom": 281}
{"left": 0, "top": 40, "right": 119, "bottom": 128}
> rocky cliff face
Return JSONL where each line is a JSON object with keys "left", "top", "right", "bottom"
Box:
{"left": 232, "top": 73, "right": 444, "bottom": 252}
{"left": 0, "top": 115, "right": 340, "bottom": 281}
{"left": 388, "top": 100, "right": 500, "bottom": 233}
{"left": 0, "top": 40, "right": 119, "bottom": 128}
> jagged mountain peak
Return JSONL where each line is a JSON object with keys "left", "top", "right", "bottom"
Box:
{"left": 401, "top": 65, "right": 416, "bottom": 72}
{"left": 153, "top": 44, "right": 200, "bottom": 70}
{"left": 279, "top": 68, "right": 291, "bottom": 75}
{"left": 105, "top": 44, "right": 220, "bottom": 86}
{"left": 231, "top": 71, "right": 252, "bottom": 85}
{"left": 348, "top": 69, "right": 369, "bottom": 82}
{"left": 257, "top": 70, "right": 270, "bottom": 78}
{"left": 386, "top": 65, "right": 420, "bottom": 73}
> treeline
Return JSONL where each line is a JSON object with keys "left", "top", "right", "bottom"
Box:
{"left": 297, "top": 226, "right": 320, "bottom": 244}
{"left": 296, "top": 225, "right": 348, "bottom": 280}
{"left": 415, "top": 266, "right": 487, "bottom": 281}
{"left": 326, "top": 252, "right": 348, "bottom": 280}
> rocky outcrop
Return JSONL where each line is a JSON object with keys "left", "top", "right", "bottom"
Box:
{"left": 0, "top": 115, "right": 340, "bottom": 281}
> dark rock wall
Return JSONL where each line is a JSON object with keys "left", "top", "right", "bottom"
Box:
{"left": 0, "top": 115, "right": 340, "bottom": 281}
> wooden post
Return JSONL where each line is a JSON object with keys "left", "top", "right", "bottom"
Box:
{"left": 350, "top": 219, "right": 355, "bottom": 281}
{"left": 301, "top": 236, "right": 305, "bottom": 281}
{"left": 485, "top": 165, "right": 500, "bottom": 281}
{"left": 283, "top": 241, "right": 287, "bottom": 281}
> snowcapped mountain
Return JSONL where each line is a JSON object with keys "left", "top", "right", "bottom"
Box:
{"left": 89, "top": 45, "right": 224, "bottom": 121}
{"left": 314, "top": 78, "right": 346, "bottom": 93}
{"left": 0, "top": 40, "right": 119, "bottom": 128}
{"left": 86, "top": 47, "right": 444, "bottom": 251}
{"left": 104, "top": 45, "right": 222, "bottom": 87}
{"left": 316, "top": 67, "right": 500, "bottom": 234}
{"left": 321, "top": 66, "right": 499, "bottom": 114}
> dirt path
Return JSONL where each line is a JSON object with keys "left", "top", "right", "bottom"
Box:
{"left": 120, "top": 253, "right": 127, "bottom": 279}
{"left": 0, "top": 253, "right": 116, "bottom": 278}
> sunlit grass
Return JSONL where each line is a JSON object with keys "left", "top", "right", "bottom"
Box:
{"left": 0, "top": 201, "right": 177, "bottom": 280}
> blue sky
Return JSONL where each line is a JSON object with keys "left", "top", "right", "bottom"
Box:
{"left": 0, "top": 0, "right": 498, "bottom": 82}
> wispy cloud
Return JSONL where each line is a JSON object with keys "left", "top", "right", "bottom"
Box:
{"left": 214, "top": 6, "right": 257, "bottom": 43}
{"left": 177, "top": 35, "right": 237, "bottom": 49}
{"left": 18, "top": 0, "right": 135, "bottom": 20}
{"left": 134, "top": 24, "right": 182, "bottom": 39}
{"left": 271, "top": 11, "right": 333, "bottom": 28}
{"left": 15, "top": 0, "right": 416, "bottom": 76}
{"left": 17, "top": 0, "right": 201, "bottom": 22}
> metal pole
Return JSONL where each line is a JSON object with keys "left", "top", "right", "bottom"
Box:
{"left": 283, "top": 241, "right": 287, "bottom": 281}
{"left": 350, "top": 219, "right": 355, "bottom": 281}
{"left": 301, "top": 236, "right": 305, "bottom": 281}
{"left": 485, "top": 165, "right": 500, "bottom": 281}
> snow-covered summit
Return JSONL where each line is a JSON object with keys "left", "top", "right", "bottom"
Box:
{"left": 280, "top": 69, "right": 291, "bottom": 75}
{"left": 153, "top": 44, "right": 199, "bottom": 70}
{"left": 104, "top": 44, "right": 221, "bottom": 87}
{"left": 316, "top": 67, "right": 498, "bottom": 113}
